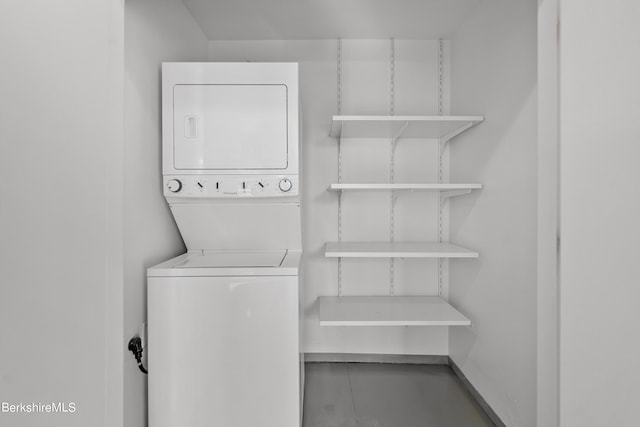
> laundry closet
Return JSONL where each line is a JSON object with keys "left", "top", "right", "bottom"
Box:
{"left": 124, "top": 1, "right": 542, "bottom": 426}
{"left": 5, "top": 0, "right": 640, "bottom": 426}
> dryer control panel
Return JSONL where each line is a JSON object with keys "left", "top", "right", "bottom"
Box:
{"left": 164, "top": 175, "right": 299, "bottom": 198}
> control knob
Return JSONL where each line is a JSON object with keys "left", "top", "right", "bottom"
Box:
{"left": 278, "top": 178, "right": 293, "bottom": 192}
{"left": 167, "top": 179, "right": 182, "bottom": 193}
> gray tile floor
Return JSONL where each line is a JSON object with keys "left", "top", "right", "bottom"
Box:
{"left": 303, "top": 363, "right": 495, "bottom": 427}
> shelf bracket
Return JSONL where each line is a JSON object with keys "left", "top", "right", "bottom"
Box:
{"left": 329, "top": 119, "right": 341, "bottom": 138}
{"left": 391, "top": 190, "right": 404, "bottom": 206}
{"left": 391, "top": 121, "right": 409, "bottom": 148}
{"left": 392, "top": 188, "right": 425, "bottom": 205}
{"left": 440, "top": 189, "right": 472, "bottom": 203}
{"left": 440, "top": 121, "right": 474, "bottom": 149}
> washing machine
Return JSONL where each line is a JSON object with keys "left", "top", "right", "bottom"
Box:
{"left": 148, "top": 62, "right": 303, "bottom": 427}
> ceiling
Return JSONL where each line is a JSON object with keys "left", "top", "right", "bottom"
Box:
{"left": 180, "top": 0, "right": 482, "bottom": 40}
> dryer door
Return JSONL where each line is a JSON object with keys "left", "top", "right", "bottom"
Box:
{"left": 173, "top": 84, "right": 288, "bottom": 171}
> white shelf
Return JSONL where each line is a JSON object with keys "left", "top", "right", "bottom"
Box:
{"left": 329, "top": 183, "right": 482, "bottom": 193}
{"left": 319, "top": 296, "right": 471, "bottom": 326}
{"left": 329, "top": 115, "right": 484, "bottom": 141}
{"left": 324, "top": 242, "right": 479, "bottom": 258}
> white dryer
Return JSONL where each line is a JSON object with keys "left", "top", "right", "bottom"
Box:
{"left": 148, "top": 63, "right": 303, "bottom": 427}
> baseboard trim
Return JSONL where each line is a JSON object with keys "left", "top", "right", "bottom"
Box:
{"left": 304, "top": 353, "right": 449, "bottom": 365}
{"left": 448, "top": 357, "right": 506, "bottom": 427}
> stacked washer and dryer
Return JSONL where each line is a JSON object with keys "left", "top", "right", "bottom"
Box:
{"left": 147, "top": 63, "right": 303, "bottom": 427}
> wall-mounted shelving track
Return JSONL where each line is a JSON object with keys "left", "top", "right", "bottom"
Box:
{"left": 322, "top": 41, "right": 483, "bottom": 328}
{"left": 322, "top": 116, "right": 483, "bottom": 327}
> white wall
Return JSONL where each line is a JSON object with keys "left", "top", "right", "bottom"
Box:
{"left": 558, "top": 1, "right": 640, "bottom": 426}
{"left": 0, "top": 1, "right": 124, "bottom": 426}
{"left": 448, "top": 1, "right": 538, "bottom": 426}
{"left": 124, "top": 1, "right": 208, "bottom": 426}
{"left": 209, "top": 39, "right": 453, "bottom": 355}
{"left": 537, "top": 0, "right": 559, "bottom": 425}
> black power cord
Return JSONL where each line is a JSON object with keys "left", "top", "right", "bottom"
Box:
{"left": 128, "top": 336, "right": 148, "bottom": 374}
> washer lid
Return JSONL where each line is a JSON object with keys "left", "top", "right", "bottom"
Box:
{"left": 175, "top": 250, "right": 286, "bottom": 268}
{"left": 148, "top": 250, "right": 300, "bottom": 277}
